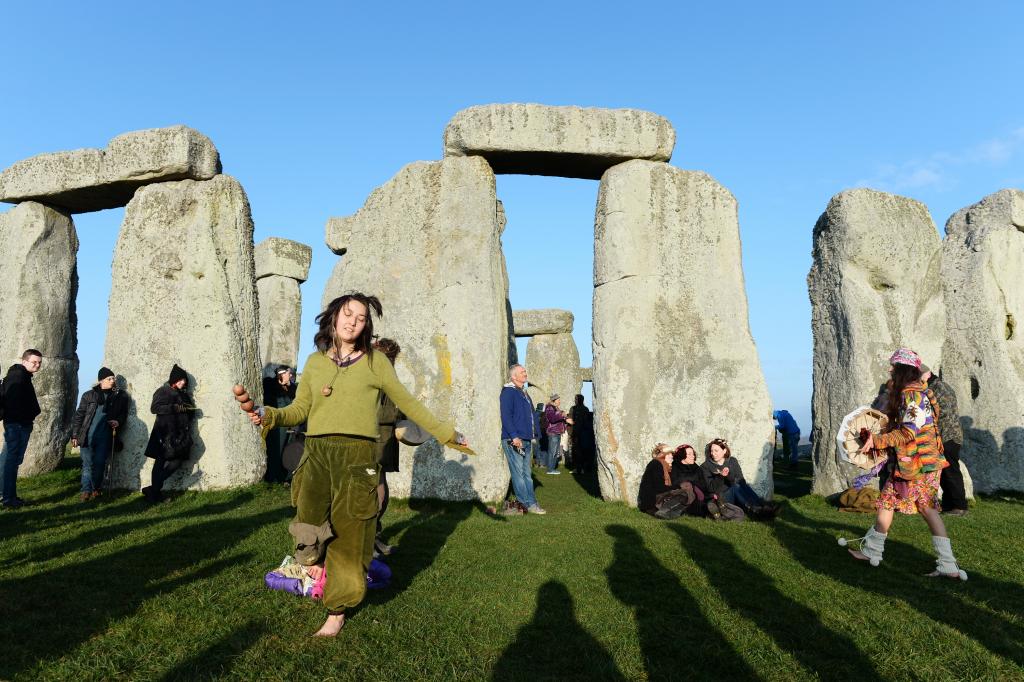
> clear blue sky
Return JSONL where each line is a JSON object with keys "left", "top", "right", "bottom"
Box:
{"left": 2, "top": 2, "right": 1022, "bottom": 435}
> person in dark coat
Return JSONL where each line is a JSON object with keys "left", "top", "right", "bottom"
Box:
{"left": 701, "top": 438, "right": 779, "bottom": 520}
{"left": 262, "top": 365, "right": 297, "bottom": 483}
{"left": 568, "top": 395, "right": 595, "bottom": 474}
{"left": 637, "top": 443, "right": 676, "bottom": 515}
{"left": 671, "top": 443, "right": 710, "bottom": 510}
{"left": 0, "top": 349, "right": 43, "bottom": 508}
{"left": 70, "top": 367, "right": 130, "bottom": 500}
{"left": 142, "top": 364, "right": 195, "bottom": 503}
{"left": 373, "top": 338, "right": 403, "bottom": 556}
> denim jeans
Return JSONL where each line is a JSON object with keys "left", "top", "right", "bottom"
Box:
{"left": 502, "top": 440, "right": 537, "bottom": 508}
{"left": 530, "top": 439, "right": 542, "bottom": 468}
{"left": 724, "top": 481, "right": 764, "bottom": 511}
{"left": 1, "top": 422, "right": 33, "bottom": 503}
{"left": 546, "top": 434, "right": 563, "bottom": 471}
{"left": 782, "top": 432, "right": 800, "bottom": 465}
{"left": 80, "top": 446, "right": 108, "bottom": 494}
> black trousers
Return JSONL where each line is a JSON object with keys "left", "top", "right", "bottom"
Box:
{"left": 940, "top": 441, "right": 967, "bottom": 511}
{"left": 151, "top": 454, "right": 184, "bottom": 492}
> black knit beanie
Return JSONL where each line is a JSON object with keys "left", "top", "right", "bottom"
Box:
{"left": 169, "top": 364, "right": 188, "bottom": 387}
{"left": 97, "top": 367, "right": 115, "bottom": 382}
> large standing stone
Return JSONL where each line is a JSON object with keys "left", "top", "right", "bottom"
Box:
{"left": 324, "top": 156, "right": 509, "bottom": 501}
{"left": 255, "top": 238, "right": 312, "bottom": 373}
{"left": 443, "top": 104, "right": 676, "bottom": 180}
{"left": 0, "top": 126, "right": 221, "bottom": 213}
{"left": 593, "top": 160, "right": 774, "bottom": 505}
{"left": 525, "top": 333, "right": 582, "bottom": 410}
{"left": 942, "top": 189, "right": 1024, "bottom": 493}
{"left": 808, "top": 189, "right": 946, "bottom": 496}
{"left": 0, "top": 202, "right": 78, "bottom": 476}
{"left": 511, "top": 309, "right": 575, "bottom": 336}
{"left": 103, "top": 176, "right": 263, "bottom": 490}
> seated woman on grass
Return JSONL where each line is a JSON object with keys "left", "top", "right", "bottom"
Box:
{"left": 670, "top": 443, "right": 710, "bottom": 510}
{"left": 700, "top": 438, "right": 779, "bottom": 520}
{"left": 638, "top": 442, "right": 703, "bottom": 519}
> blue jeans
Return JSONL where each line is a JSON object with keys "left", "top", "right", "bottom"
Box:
{"left": 782, "top": 432, "right": 800, "bottom": 465}
{"left": 546, "top": 434, "right": 563, "bottom": 471}
{"left": 530, "top": 439, "right": 542, "bottom": 467}
{"left": 1, "top": 423, "right": 33, "bottom": 503}
{"left": 80, "top": 446, "right": 108, "bottom": 494}
{"left": 502, "top": 440, "right": 537, "bottom": 508}
{"left": 724, "top": 481, "right": 764, "bottom": 510}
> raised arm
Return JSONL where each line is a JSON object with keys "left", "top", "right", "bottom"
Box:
{"left": 378, "top": 359, "right": 456, "bottom": 445}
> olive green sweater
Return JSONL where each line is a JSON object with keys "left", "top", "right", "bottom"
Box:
{"left": 263, "top": 350, "right": 456, "bottom": 444}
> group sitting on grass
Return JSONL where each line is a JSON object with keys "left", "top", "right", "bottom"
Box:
{"left": 638, "top": 438, "right": 781, "bottom": 522}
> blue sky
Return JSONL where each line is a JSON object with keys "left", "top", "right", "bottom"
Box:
{"left": 2, "top": 2, "right": 1022, "bottom": 435}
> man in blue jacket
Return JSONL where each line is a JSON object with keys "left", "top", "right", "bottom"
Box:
{"left": 500, "top": 364, "right": 545, "bottom": 514}
{"left": 773, "top": 409, "right": 801, "bottom": 468}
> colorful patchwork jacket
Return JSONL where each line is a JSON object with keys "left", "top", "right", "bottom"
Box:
{"left": 873, "top": 381, "right": 948, "bottom": 480}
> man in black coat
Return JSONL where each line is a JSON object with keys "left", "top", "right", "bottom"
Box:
{"left": 262, "top": 365, "right": 296, "bottom": 484}
{"left": 142, "top": 364, "right": 194, "bottom": 504}
{"left": 1, "top": 349, "right": 43, "bottom": 508}
{"left": 70, "top": 367, "right": 130, "bottom": 501}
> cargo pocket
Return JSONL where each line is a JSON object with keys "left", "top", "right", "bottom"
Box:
{"left": 344, "top": 462, "right": 380, "bottom": 520}
{"left": 289, "top": 452, "right": 310, "bottom": 508}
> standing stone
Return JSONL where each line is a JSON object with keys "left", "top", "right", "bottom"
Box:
{"left": 444, "top": 104, "right": 676, "bottom": 179}
{"left": 511, "top": 309, "right": 575, "bottom": 336}
{"left": 255, "top": 237, "right": 312, "bottom": 373}
{"left": 593, "top": 160, "right": 774, "bottom": 505}
{"left": 942, "top": 189, "right": 1024, "bottom": 493}
{"left": 0, "top": 202, "right": 78, "bottom": 476}
{"left": 324, "top": 156, "right": 509, "bottom": 501}
{"left": 525, "top": 333, "right": 582, "bottom": 410}
{"left": 808, "top": 189, "right": 946, "bottom": 496}
{"left": 0, "top": 125, "right": 221, "bottom": 213}
{"left": 104, "top": 176, "right": 263, "bottom": 490}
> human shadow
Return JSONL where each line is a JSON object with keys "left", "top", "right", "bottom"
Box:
{"left": 670, "top": 524, "right": 883, "bottom": 680}
{"left": 492, "top": 581, "right": 625, "bottom": 681}
{"left": 770, "top": 506, "right": 1024, "bottom": 666}
{"left": 157, "top": 618, "right": 267, "bottom": 681}
{"left": 2, "top": 495, "right": 254, "bottom": 568}
{"left": 604, "top": 524, "right": 759, "bottom": 680}
{"left": 0, "top": 505, "right": 288, "bottom": 679}
{"left": 571, "top": 468, "right": 603, "bottom": 499}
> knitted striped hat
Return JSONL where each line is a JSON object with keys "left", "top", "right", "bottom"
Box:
{"left": 889, "top": 348, "right": 921, "bottom": 369}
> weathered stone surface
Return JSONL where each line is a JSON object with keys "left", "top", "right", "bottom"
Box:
{"left": 443, "top": 104, "right": 676, "bottom": 180}
{"left": 258, "top": 275, "right": 302, "bottom": 374}
{"left": 255, "top": 237, "right": 312, "bottom": 282}
{"left": 941, "top": 189, "right": 1024, "bottom": 493}
{"left": 0, "top": 126, "right": 221, "bottom": 213}
{"left": 593, "top": 160, "right": 773, "bottom": 505}
{"left": 104, "top": 176, "right": 263, "bottom": 490}
{"left": 580, "top": 367, "right": 593, "bottom": 383}
{"left": 809, "top": 189, "right": 946, "bottom": 496}
{"left": 525, "top": 334, "right": 582, "bottom": 410}
{"left": 324, "top": 156, "right": 509, "bottom": 501}
{"left": 512, "top": 309, "right": 574, "bottom": 336}
{"left": 0, "top": 202, "right": 78, "bottom": 476}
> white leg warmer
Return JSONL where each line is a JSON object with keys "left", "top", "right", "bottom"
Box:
{"left": 860, "top": 526, "right": 887, "bottom": 565}
{"left": 931, "top": 536, "right": 968, "bottom": 580}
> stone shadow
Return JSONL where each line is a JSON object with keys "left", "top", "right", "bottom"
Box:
{"left": 0, "top": 506, "right": 288, "bottom": 679}
{"left": 604, "top": 524, "right": 758, "bottom": 680}
{"left": 670, "top": 524, "right": 883, "bottom": 680}
{"left": 492, "top": 581, "right": 625, "bottom": 681}
{"left": 770, "top": 506, "right": 1024, "bottom": 667}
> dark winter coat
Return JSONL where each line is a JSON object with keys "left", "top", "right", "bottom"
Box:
{"left": 144, "top": 383, "right": 195, "bottom": 459}
{"left": 671, "top": 462, "right": 710, "bottom": 494}
{"left": 70, "top": 386, "right": 129, "bottom": 447}
{"left": 375, "top": 392, "right": 402, "bottom": 472}
{"left": 1, "top": 364, "right": 41, "bottom": 426}
{"left": 637, "top": 459, "right": 674, "bottom": 514}
{"left": 701, "top": 456, "right": 745, "bottom": 497}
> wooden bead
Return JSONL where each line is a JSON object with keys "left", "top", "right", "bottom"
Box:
{"left": 321, "top": 385, "right": 333, "bottom": 397}
{"left": 232, "top": 384, "right": 246, "bottom": 396}
{"left": 235, "top": 392, "right": 250, "bottom": 403}
{"left": 240, "top": 400, "right": 254, "bottom": 412}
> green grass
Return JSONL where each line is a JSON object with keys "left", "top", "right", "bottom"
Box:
{"left": 1, "top": 456, "right": 1022, "bottom": 681}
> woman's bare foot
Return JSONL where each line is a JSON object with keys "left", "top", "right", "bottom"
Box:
{"left": 314, "top": 613, "right": 345, "bottom": 637}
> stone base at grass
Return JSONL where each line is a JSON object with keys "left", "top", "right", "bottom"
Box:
{"left": 592, "top": 160, "right": 774, "bottom": 506}
{"left": 323, "top": 156, "right": 510, "bottom": 501}
{"left": 103, "top": 176, "right": 264, "bottom": 491}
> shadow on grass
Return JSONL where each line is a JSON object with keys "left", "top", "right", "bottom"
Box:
{"left": 670, "top": 524, "right": 883, "bottom": 680}
{"left": 772, "top": 458, "right": 813, "bottom": 500}
{"left": 492, "top": 581, "right": 625, "bottom": 681}
{"left": 157, "top": 618, "right": 267, "bottom": 681}
{"left": 2, "top": 495, "right": 255, "bottom": 568}
{"left": 570, "top": 468, "right": 603, "bottom": 499}
{"left": 0, "top": 506, "right": 289, "bottom": 679}
{"left": 604, "top": 524, "right": 758, "bottom": 680}
{"left": 771, "top": 506, "right": 1024, "bottom": 667}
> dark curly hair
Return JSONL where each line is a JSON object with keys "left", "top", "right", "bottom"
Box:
{"left": 704, "top": 438, "right": 732, "bottom": 461}
{"left": 373, "top": 337, "right": 402, "bottom": 363}
{"left": 886, "top": 363, "right": 922, "bottom": 426}
{"left": 314, "top": 293, "right": 383, "bottom": 357}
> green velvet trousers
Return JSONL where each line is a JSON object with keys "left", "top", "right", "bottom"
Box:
{"left": 291, "top": 435, "right": 379, "bottom": 614}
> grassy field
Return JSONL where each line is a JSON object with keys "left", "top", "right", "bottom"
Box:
{"left": 1, "top": 456, "right": 1022, "bottom": 681}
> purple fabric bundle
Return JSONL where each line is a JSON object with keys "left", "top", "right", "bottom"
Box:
{"left": 264, "top": 571, "right": 307, "bottom": 596}
{"left": 367, "top": 559, "right": 392, "bottom": 589}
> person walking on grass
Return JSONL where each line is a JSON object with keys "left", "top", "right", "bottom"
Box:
{"left": 70, "top": 367, "right": 129, "bottom": 501}
{"left": 500, "top": 365, "right": 545, "bottom": 514}
{"left": 249, "top": 293, "right": 469, "bottom": 637}
{"left": 849, "top": 348, "right": 967, "bottom": 580}
{"left": 543, "top": 394, "right": 572, "bottom": 475}
{"left": 0, "top": 349, "right": 42, "bottom": 509}
{"left": 142, "top": 364, "right": 195, "bottom": 504}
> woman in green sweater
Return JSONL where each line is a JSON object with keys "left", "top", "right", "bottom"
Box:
{"left": 250, "top": 292, "right": 468, "bottom": 636}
